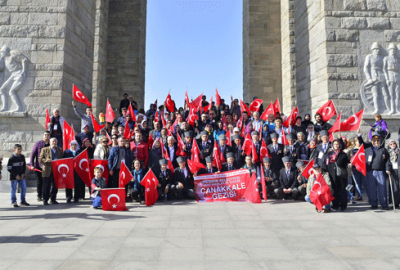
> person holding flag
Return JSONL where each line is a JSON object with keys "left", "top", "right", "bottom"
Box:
{"left": 305, "top": 164, "right": 333, "bottom": 213}
{"left": 357, "top": 129, "right": 391, "bottom": 210}
{"left": 267, "top": 132, "right": 284, "bottom": 177}
{"left": 90, "top": 165, "right": 107, "bottom": 209}
{"left": 260, "top": 157, "right": 278, "bottom": 198}
{"left": 108, "top": 137, "right": 133, "bottom": 188}
{"left": 72, "top": 100, "right": 93, "bottom": 132}
{"left": 275, "top": 156, "right": 298, "bottom": 200}
{"left": 129, "top": 159, "right": 145, "bottom": 203}
{"left": 349, "top": 137, "right": 366, "bottom": 201}
{"left": 172, "top": 157, "right": 195, "bottom": 200}
{"left": 313, "top": 113, "right": 332, "bottom": 133}
{"left": 63, "top": 140, "right": 85, "bottom": 203}
{"left": 242, "top": 155, "right": 258, "bottom": 177}
{"left": 130, "top": 132, "right": 149, "bottom": 168}
{"left": 293, "top": 161, "right": 308, "bottom": 199}
{"left": 388, "top": 140, "right": 400, "bottom": 208}
{"left": 218, "top": 134, "right": 231, "bottom": 161}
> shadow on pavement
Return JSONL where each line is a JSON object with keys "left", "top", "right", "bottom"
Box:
{"left": 0, "top": 234, "right": 82, "bottom": 244}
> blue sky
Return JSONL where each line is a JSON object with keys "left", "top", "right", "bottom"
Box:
{"left": 145, "top": 0, "right": 243, "bottom": 109}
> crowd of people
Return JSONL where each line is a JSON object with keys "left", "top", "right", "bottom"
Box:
{"left": 4, "top": 93, "right": 399, "bottom": 213}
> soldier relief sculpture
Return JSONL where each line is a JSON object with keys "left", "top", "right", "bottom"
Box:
{"left": 361, "top": 42, "right": 400, "bottom": 114}
{"left": 0, "top": 45, "right": 29, "bottom": 113}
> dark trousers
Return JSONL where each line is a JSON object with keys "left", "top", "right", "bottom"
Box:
{"left": 107, "top": 169, "right": 120, "bottom": 188}
{"left": 130, "top": 183, "right": 144, "bottom": 201}
{"left": 43, "top": 175, "right": 58, "bottom": 202}
{"left": 171, "top": 184, "right": 195, "bottom": 199}
{"left": 65, "top": 175, "right": 85, "bottom": 201}
{"left": 35, "top": 171, "right": 43, "bottom": 198}
{"left": 332, "top": 187, "right": 348, "bottom": 210}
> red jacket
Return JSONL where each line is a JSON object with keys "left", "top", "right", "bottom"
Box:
{"left": 130, "top": 141, "right": 149, "bottom": 167}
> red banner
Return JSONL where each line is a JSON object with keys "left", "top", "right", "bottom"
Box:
{"left": 194, "top": 169, "right": 255, "bottom": 202}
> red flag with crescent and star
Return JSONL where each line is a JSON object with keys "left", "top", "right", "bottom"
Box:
{"left": 340, "top": 109, "right": 364, "bottom": 132}
{"left": 251, "top": 142, "right": 259, "bottom": 164}
{"left": 215, "top": 88, "right": 221, "bottom": 107}
{"left": 72, "top": 84, "right": 92, "bottom": 107}
{"left": 165, "top": 93, "right": 175, "bottom": 113}
{"left": 226, "top": 130, "right": 232, "bottom": 146}
{"left": 188, "top": 106, "right": 198, "bottom": 127}
{"left": 282, "top": 106, "right": 299, "bottom": 128}
{"left": 191, "top": 93, "right": 203, "bottom": 109}
{"left": 185, "top": 90, "right": 190, "bottom": 106}
{"left": 90, "top": 159, "right": 109, "bottom": 185}
{"left": 119, "top": 161, "right": 133, "bottom": 188}
{"left": 240, "top": 100, "right": 251, "bottom": 115}
{"left": 62, "top": 120, "right": 73, "bottom": 152}
{"left": 260, "top": 139, "right": 271, "bottom": 161}
{"left": 191, "top": 138, "right": 201, "bottom": 163}
{"left": 51, "top": 158, "right": 74, "bottom": 189}
{"left": 273, "top": 98, "right": 280, "bottom": 114}
{"left": 45, "top": 108, "right": 50, "bottom": 130}
{"left": 154, "top": 110, "right": 159, "bottom": 123}
{"left": 90, "top": 112, "right": 105, "bottom": 133}
{"left": 328, "top": 112, "right": 341, "bottom": 141}
{"left": 101, "top": 188, "right": 127, "bottom": 211}
{"left": 281, "top": 129, "right": 289, "bottom": 146}
{"left": 105, "top": 99, "right": 116, "bottom": 123}
{"left": 316, "top": 100, "right": 337, "bottom": 122}
{"left": 123, "top": 120, "right": 131, "bottom": 140}
{"left": 140, "top": 168, "right": 159, "bottom": 206}
{"left": 242, "top": 133, "right": 252, "bottom": 156}
{"left": 260, "top": 102, "right": 274, "bottom": 121}
{"left": 187, "top": 159, "right": 206, "bottom": 174}
{"left": 243, "top": 172, "right": 261, "bottom": 203}
{"left": 74, "top": 149, "right": 91, "bottom": 187}
{"left": 350, "top": 144, "right": 366, "bottom": 176}
{"left": 127, "top": 103, "right": 137, "bottom": 122}
{"left": 301, "top": 159, "right": 314, "bottom": 179}
{"left": 260, "top": 164, "right": 267, "bottom": 201}
{"left": 249, "top": 99, "right": 263, "bottom": 112}
{"left": 309, "top": 174, "right": 335, "bottom": 211}
{"left": 212, "top": 140, "right": 222, "bottom": 171}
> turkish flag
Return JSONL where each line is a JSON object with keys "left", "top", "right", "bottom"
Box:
{"left": 212, "top": 140, "right": 222, "bottom": 171}
{"left": 273, "top": 98, "right": 280, "bottom": 114}
{"left": 191, "top": 138, "right": 201, "bottom": 163}
{"left": 105, "top": 99, "right": 116, "bottom": 123}
{"left": 351, "top": 144, "right": 366, "bottom": 176}
{"left": 90, "top": 159, "right": 109, "bottom": 185}
{"left": 260, "top": 139, "right": 271, "bottom": 161}
{"left": 105, "top": 132, "right": 112, "bottom": 145}
{"left": 127, "top": 103, "right": 136, "bottom": 122}
{"left": 241, "top": 123, "right": 246, "bottom": 138}
{"left": 140, "top": 168, "right": 159, "bottom": 206}
{"left": 249, "top": 99, "right": 263, "bottom": 112}
{"left": 154, "top": 99, "right": 157, "bottom": 108}
{"left": 185, "top": 90, "right": 190, "bottom": 106}
{"left": 316, "top": 100, "right": 337, "bottom": 122}
{"left": 188, "top": 107, "right": 198, "bottom": 128}
{"left": 176, "top": 133, "right": 187, "bottom": 157}
{"left": 191, "top": 93, "right": 203, "bottom": 109}
{"left": 251, "top": 142, "right": 259, "bottom": 164}
{"left": 161, "top": 112, "right": 166, "bottom": 127}
{"left": 260, "top": 164, "right": 267, "bottom": 201}
{"left": 90, "top": 112, "right": 105, "bottom": 133}
{"left": 281, "top": 129, "right": 289, "bottom": 146}
{"left": 242, "top": 133, "right": 252, "bottom": 156}
{"left": 119, "top": 161, "right": 133, "bottom": 188}
{"left": 236, "top": 114, "right": 243, "bottom": 129}
{"left": 206, "top": 96, "right": 213, "bottom": 113}
{"left": 154, "top": 111, "right": 159, "bottom": 123}
{"left": 215, "top": 88, "right": 221, "bottom": 107}
{"left": 283, "top": 107, "right": 299, "bottom": 128}
{"left": 164, "top": 150, "right": 175, "bottom": 176}
{"left": 74, "top": 149, "right": 91, "bottom": 187}
{"left": 123, "top": 121, "right": 130, "bottom": 140}
{"left": 72, "top": 84, "right": 92, "bottom": 107}
{"left": 51, "top": 158, "right": 74, "bottom": 189}
{"left": 165, "top": 93, "right": 175, "bottom": 113}
{"left": 101, "top": 188, "right": 127, "bottom": 211}
{"left": 309, "top": 174, "right": 335, "bottom": 211}
{"left": 243, "top": 172, "right": 261, "bottom": 203}
{"left": 328, "top": 112, "right": 341, "bottom": 141}
{"left": 226, "top": 131, "right": 232, "bottom": 146}
{"left": 63, "top": 120, "right": 73, "bottom": 152}
{"left": 260, "top": 102, "right": 274, "bottom": 121}
{"left": 301, "top": 159, "right": 314, "bottom": 179}
{"left": 340, "top": 109, "right": 364, "bottom": 132}
{"left": 187, "top": 159, "right": 206, "bottom": 174}
{"left": 240, "top": 100, "right": 250, "bottom": 115}
{"left": 45, "top": 108, "right": 50, "bottom": 130}
{"left": 148, "top": 133, "right": 154, "bottom": 149}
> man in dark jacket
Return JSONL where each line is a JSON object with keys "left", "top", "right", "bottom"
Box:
{"left": 261, "top": 157, "right": 278, "bottom": 198}
{"left": 267, "top": 132, "right": 284, "bottom": 176}
{"left": 221, "top": 152, "right": 239, "bottom": 172}
{"left": 172, "top": 157, "right": 195, "bottom": 199}
{"left": 198, "top": 156, "right": 218, "bottom": 174}
{"left": 197, "top": 131, "right": 213, "bottom": 164}
{"left": 314, "top": 130, "right": 331, "bottom": 168}
{"left": 157, "top": 159, "right": 172, "bottom": 201}
{"left": 108, "top": 137, "right": 133, "bottom": 188}
{"left": 275, "top": 156, "right": 298, "bottom": 200}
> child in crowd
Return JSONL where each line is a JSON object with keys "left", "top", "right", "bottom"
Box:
{"left": 7, "top": 144, "right": 29, "bottom": 207}
{"left": 91, "top": 166, "right": 107, "bottom": 209}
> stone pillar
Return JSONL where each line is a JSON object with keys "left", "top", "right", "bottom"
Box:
{"left": 243, "top": 0, "right": 282, "bottom": 106}
{"left": 0, "top": 0, "right": 96, "bottom": 157}
{"left": 105, "top": 0, "right": 147, "bottom": 112}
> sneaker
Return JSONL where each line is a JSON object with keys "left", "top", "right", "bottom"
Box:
{"left": 20, "top": 202, "right": 30, "bottom": 206}
{"left": 12, "top": 202, "right": 19, "bottom": 208}
{"left": 37, "top": 196, "right": 42, "bottom": 202}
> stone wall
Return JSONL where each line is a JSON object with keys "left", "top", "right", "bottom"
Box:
{"left": 105, "top": 0, "right": 147, "bottom": 112}
{"left": 243, "top": 0, "right": 282, "bottom": 106}
{"left": 0, "top": 0, "right": 96, "bottom": 158}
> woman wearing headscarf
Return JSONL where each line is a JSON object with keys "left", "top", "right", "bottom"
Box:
{"left": 140, "top": 120, "right": 150, "bottom": 143}
{"left": 148, "top": 139, "right": 163, "bottom": 174}
{"left": 302, "top": 113, "right": 313, "bottom": 128}
{"left": 262, "top": 122, "right": 271, "bottom": 145}
{"left": 323, "top": 139, "right": 349, "bottom": 211}
{"left": 92, "top": 128, "right": 108, "bottom": 146}
{"left": 94, "top": 137, "right": 111, "bottom": 160}
{"left": 213, "top": 121, "right": 226, "bottom": 143}
{"left": 63, "top": 140, "right": 85, "bottom": 203}
{"left": 306, "top": 124, "right": 317, "bottom": 142}
{"left": 388, "top": 139, "right": 400, "bottom": 208}
{"left": 81, "top": 138, "right": 94, "bottom": 159}
{"left": 307, "top": 138, "right": 318, "bottom": 161}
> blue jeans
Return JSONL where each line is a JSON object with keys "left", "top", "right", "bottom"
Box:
{"left": 92, "top": 196, "right": 102, "bottom": 207}
{"left": 366, "top": 170, "right": 388, "bottom": 208}
{"left": 304, "top": 195, "right": 331, "bottom": 210}
{"left": 11, "top": 179, "right": 27, "bottom": 204}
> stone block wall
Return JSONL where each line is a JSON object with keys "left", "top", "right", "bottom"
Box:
{"left": 0, "top": 0, "right": 96, "bottom": 158}
{"left": 105, "top": 0, "right": 147, "bottom": 112}
{"left": 243, "top": 0, "right": 282, "bottom": 106}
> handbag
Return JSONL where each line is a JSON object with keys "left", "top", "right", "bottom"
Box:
{"left": 335, "top": 162, "right": 348, "bottom": 178}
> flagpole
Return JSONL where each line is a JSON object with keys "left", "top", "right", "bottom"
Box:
{"left": 388, "top": 175, "right": 396, "bottom": 212}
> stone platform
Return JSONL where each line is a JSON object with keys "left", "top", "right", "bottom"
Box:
{"left": 0, "top": 185, "right": 399, "bottom": 270}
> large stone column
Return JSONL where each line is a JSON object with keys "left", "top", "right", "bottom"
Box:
{"left": 243, "top": 0, "right": 282, "bottom": 106}
{"left": 105, "top": 0, "right": 146, "bottom": 112}
{"left": 0, "top": 0, "right": 96, "bottom": 157}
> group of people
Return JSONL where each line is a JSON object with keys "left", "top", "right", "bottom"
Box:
{"left": 5, "top": 93, "right": 399, "bottom": 213}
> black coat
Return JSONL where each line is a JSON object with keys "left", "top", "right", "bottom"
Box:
{"left": 157, "top": 169, "right": 172, "bottom": 189}
{"left": 198, "top": 167, "right": 218, "bottom": 175}
{"left": 283, "top": 144, "right": 300, "bottom": 164}
{"left": 232, "top": 145, "right": 245, "bottom": 168}
{"left": 267, "top": 143, "right": 284, "bottom": 174}
{"left": 358, "top": 135, "right": 391, "bottom": 172}
{"left": 197, "top": 140, "right": 213, "bottom": 160}
{"left": 148, "top": 149, "right": 162, "bottom": 173}
{"left": 323, "top": 151, "right": 349, "bottom": 190}
{"left": 278, "top": 167, "right": 297, "bottom": 189}
{"left": 221, "top": 162, "right": 240, "bottom": 172}
{"left": 173, "top": 167, "right": 194, "bottom": 189}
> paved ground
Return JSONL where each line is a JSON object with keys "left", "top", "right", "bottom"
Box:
{"left": 0, "top": 182, "right": 400, "bottom": 270}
